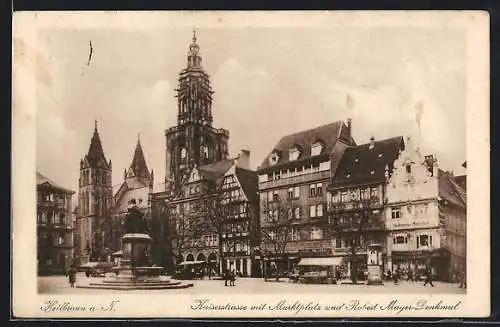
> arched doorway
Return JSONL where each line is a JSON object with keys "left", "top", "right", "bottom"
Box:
{"left": 196, "top": 253, "right": 206, "bottom": 262}
{"left": 186, "top": 253, "right": 194, "bottom": 262}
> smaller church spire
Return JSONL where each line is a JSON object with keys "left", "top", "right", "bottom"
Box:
{"left": 94, "top": 119, "right": 98, "bottom": 133}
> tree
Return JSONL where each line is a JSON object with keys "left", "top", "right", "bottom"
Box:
{"left": 203, "top": 194, "right": 232, "bottom": 275}
{"left": 166, "top": 201, "right": 204, "bottom": 267}
{"left": 260, "top": 194, "right": 295, "bottom": 281}
{"left": 330, "top": 200, "right": 375, "bottom": 284}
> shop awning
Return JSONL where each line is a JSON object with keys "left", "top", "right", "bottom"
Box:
{"left": 111, "top": 251, "right": 123, "bottom": 257}
{"left": 298, "top": 257, "right": 343, "bottom": 266}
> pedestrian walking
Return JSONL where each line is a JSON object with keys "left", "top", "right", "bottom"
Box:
{"left": 407, "top": 269, "right": 414, "bottom": 282}
{"left": 393, "top": 269, "right": 400, "bottom": 285}
{"left": 224, "top": 268, "right": 229, "bottom": 286}
{"left": 458, "top": 271, "right": 466, "bottom": 288}
{"left": 423, "top": 268, "right": 434, "bottom": 287}
{"left": 386, "top": 270, "right": 392, "bottom": 281}
{"left": 230, "top": 266, "right": 236, "bottom": 286}
{"left": 67, "top": 264, "right": 77, "bottom": 288}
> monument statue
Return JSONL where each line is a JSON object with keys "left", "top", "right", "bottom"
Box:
{"left": 123, "top": 199, "right": 149, "bottom": 234}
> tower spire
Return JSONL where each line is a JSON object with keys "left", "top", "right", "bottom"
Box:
{"left": 94, "top": 119, "right": 98, "bottom": 133}
{"left": 192, "top": 29, "right": 197, "bottom": 43}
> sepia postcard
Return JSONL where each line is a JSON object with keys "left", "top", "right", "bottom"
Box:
{"left": 12, "top": 10, "right": 490, "bottom": 319}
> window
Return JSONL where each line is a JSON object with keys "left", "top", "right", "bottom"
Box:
{"left": 371, "top": 187, "right": 378, "bottom": 198}
{"left": 57, "top": 234, "right": 64, "bottom": 245}
{"left": 269, "top": 154, "right": 279, "bottom": 165}
{"left": 201, "top": 145, "right": 208, "bottom": 158}
{"left": 310, "top": 227, "right": 322, "bottom": 240}
{"left": 361, "top": 188, "right": 370, "bottom": 200}
{"left": 290, "top": 228, "right": 300, "bottom": 241}
{"left": 309, "top": 185, "right": 316, "bottom": 197}
{"left": 272, "top": 191, "right": 279, "bottom": 201}
{"left": 335, "top": 237, "right": 342, "bottom": 248}
{"left": 316, "top": 183, "right": 323, "bottom": 196}
{"left": 351, "top": 189, "right": 359, "bottom": 201}
{"left": 419, "top": 235, "right": 430, "bottom": 246}
{"left": 309, "top": 205, "right": 316, "bottom": 218}
{"left": 393, "top": 236, "right": 408, "bottom": 244}
{"left": 289, "top": 148, "right": 300, "bottom": 161}
{"left": 180, "top": 147, "right": 187, "bottom": 159}
{"left": 317, "top": 204, "right": 323, "bottom": 217}
{"left": 391, "top": 208, "right": 401, "bottom": 219}
{"left": 287, "top": 208, "right": 293, "bottom": 220}
{"left": 406, "top": 164, "right": 412, "bottom": 174}
{"left": 294, "top": 207, "right": 301, "bottom": 219}
{"left": 267, "top": 191, "right": 273, "bottom": 202}
{"left": 274, "top": 172, "right": 281, "bottom": 180}
{"left": 340, "top": 192, "right": 348, "bottom": 203}
{"left": 288, "top": 188, "right": 294, "bottom": 199}
{"left": 311, "top": 143, "right": 323, "bottom": 156}
{"left": 293, "top": 186, "right": 300, "bottom": 199}
{"left": 58, "top": 213, "right": 65, "bottom": 225}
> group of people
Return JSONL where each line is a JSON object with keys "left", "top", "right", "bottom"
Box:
{"left": 385, "top": 267, "right": 466, "bottom": 288}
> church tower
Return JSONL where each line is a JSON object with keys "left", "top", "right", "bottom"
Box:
{"left": 165, "top": 31, "right": 229, "bottom": 191}
{"left": 77, "top": 121, "right": 113, "bottom": 263}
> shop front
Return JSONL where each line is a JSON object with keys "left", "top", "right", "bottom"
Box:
{"left": 391, "top": 249, "right": 450, "bottom": 281}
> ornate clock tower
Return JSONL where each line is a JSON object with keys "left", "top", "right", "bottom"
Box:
{"left": 165, "top": 31, "right": 229, "bottom": 191}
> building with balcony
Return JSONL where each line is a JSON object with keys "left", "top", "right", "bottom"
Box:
{"left": 37, "top": 172, "right": 75, "bottom": 275}
{"left": 385, "top": 137, "right": 466, "bottom": 282}
{"left": 257, "top": 120, "right": 356, "bottom": 275}
{"left": 326, "top": 136, "right": 405, "bottom": 280}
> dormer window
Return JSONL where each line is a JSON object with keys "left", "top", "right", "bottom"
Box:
{"left": 269, "top": 153, "right": 279, "bottom": 166}
{"left": 289, "top": 147, "right": 300, "bottom": 161}
{"left": 311, "top": 142, "right": 323, "bottom": 156}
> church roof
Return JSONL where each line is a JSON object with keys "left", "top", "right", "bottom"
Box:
{"left": 128, "top": 139, "right": 151, "bottom": 180}
{"left": 36, "top": 172, "right": 74, "bottom": 194}
{"left": 331, "top": 136, "right": 405, "bottom": 187}
{"left": 258, "top": 121, "right": 355, "bottom": 171}
{"left": 85, "top": 122, "right": 110, "bottom": 168}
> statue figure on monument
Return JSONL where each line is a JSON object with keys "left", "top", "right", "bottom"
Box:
{"left": 123, "top": 199, "right": 149, "bottom": 234}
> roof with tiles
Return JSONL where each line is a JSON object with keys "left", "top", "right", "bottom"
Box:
{"left": 331, "top": 136, "right": 405, "bottom": 187}
{"left": 36, "top": 172, "right": 74, "bottom": 194}
{"left": 258, "top": 121, "right": 355, "bottom": 172}
{"left": 235, "top": 167, "right": 258, "bottom": 203}
{"left": 439, "top": 170, "right": 466, "bottom": 208}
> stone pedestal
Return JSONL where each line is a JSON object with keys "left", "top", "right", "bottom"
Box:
{"left": 77, "top": 233, "right": 193, "bottom": 290}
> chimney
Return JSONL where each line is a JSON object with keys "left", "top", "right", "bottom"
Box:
{"left": 369, "top": 136, "right": 375, "bottom": 150}
{"left": 236, "top": 149, "right": 251, "bottom": 170}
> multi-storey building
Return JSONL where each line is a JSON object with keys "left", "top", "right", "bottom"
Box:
{"left": 158, "top": 150, "right": 259, "bottom": 276}
{"left": 326, "top": 136, "right": 405, "bottom": 280}
{"left": 109, "top": 138, "right": 154, "bottom": 256}
{"left": 164, "top": 31, "right": 229, "bottom": 192}
{"left": 257, "top": 120, "right": 355, "bottom": 275}
{"left": 37, "top": 172, "right": 75, "bottom": 275}
{"left": 75, "top": 122, "right": 113, "bottom": 265}
{"left": 385, "top": 137, "right": 466, "bottom": 281}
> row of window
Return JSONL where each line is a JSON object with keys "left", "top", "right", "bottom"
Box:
{"left": 264, "top": 183, "right": 324, "bottom": 203}
{"left": 222, "top": 240, "right": 250, "bottom": 253}
{"left": 260, "top": 161, "right": 330, "bottom": 182}
{"left": 268, "top": 226, "right": 324, "bottom": 241}
{"left": 392, "top": 234, "right": 433, "bottom": 247}
{"left": 329, "top": 187, "right": 379, "bottom": 203}
{"left": 334, "top": 235, "right": 382, "bottom": 248}
{"left": 37, "top": 211, "right": 66, "bottom": 225}
{"left": 390, "top": 205, "right": 429, "bottom": 219}
{"left": 37, "top": 193, "right": 67, "bottom": 204}
{"left": 39, "top": 231, "right": 67, "bottom": 246}
{"left": 268, "top": 143, "right": 324, "bottom": 166}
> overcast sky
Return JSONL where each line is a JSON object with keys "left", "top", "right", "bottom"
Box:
{"left": 35, "top": 25, "right": 466, "bottom": 195}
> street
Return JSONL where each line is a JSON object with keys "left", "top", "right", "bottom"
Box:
{"left": 38, "top": 273, "right": 466, "bottom": 294}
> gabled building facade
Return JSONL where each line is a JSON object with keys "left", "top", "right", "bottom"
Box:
{"left": 326, "top": 136, "right": 405, "bottom": 280}
{"left": 159, "top": 150, "right": 259, "bottom": 277}
{"left": 257, "top": 120, "right": 356, "bottom": 275}
{"left": 37, "top": 172, "right": 75, "bottom": 275}
{"left": 75, "top": 122, "right": 113, "bottom": 265}
{"left": 385, "top": 137, "right": 466, "bottom": 281}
